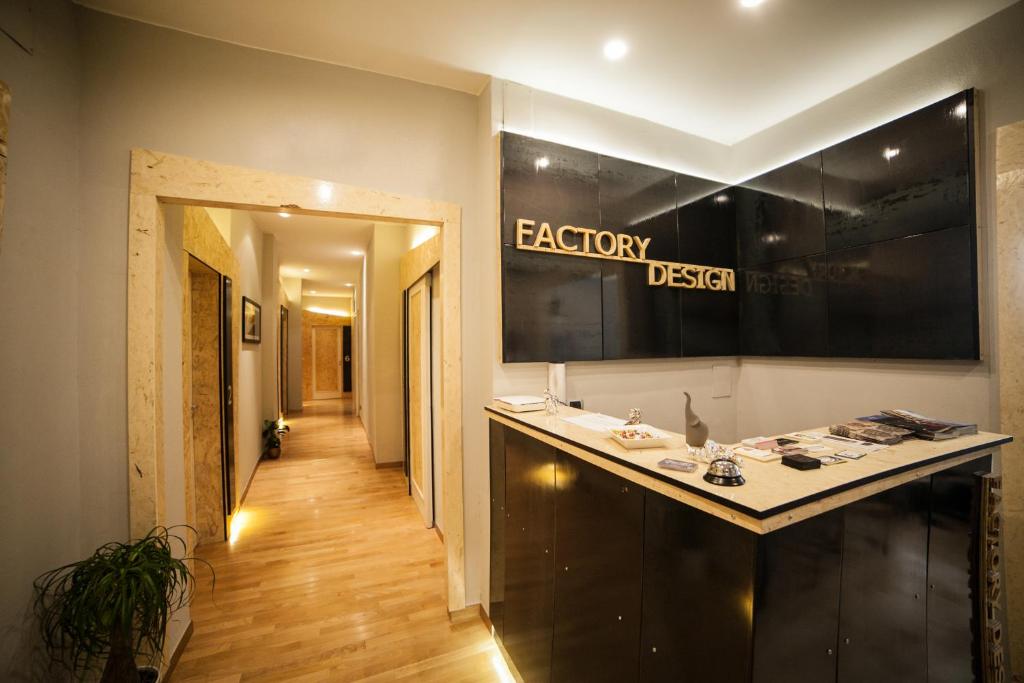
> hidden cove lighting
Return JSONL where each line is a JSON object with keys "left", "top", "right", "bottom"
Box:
{"left": 603, "top": 39, "right": 629, "bottom": 61}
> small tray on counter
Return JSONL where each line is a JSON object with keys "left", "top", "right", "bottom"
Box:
{"left": 609, "top": 425, "right": 672, "bottom": 450}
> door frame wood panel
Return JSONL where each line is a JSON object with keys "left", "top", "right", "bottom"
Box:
{"left": 126, "top": 151, "right": 467, "bottom": 612}
{"left": 406, "top": 274, "right": 434, "bottom": 527}
{"left": 311, "top": 324, "right": 343, "bottom": 399}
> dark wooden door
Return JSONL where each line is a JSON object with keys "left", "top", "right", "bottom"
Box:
{"left": 489, "top": 421, "right": 506, "bottom": 639}
{"left": 640, "top": 491, "right": 757, "bottom": 682}
{"left": 837, "top": 476, "right": 930, "bottom": 683}
{"left": 551, "top": 451, "right": 644, "bottom": 683}
{"left": 219, "top": 275, "right": 235, "bottom": 520}
{"left": 927, "top": 456, "right": 990, "bottom": 683}
{"left": 752, "top": 510, "right": 843, "bottom": 683}
{"left": 503, "top": 428, "right": 556, "bottom": 683}
{"left": 342, "top": 325, "right": 352, "bottom": 392}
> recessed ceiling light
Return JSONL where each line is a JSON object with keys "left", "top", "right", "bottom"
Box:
{"left": 603, "top": 39, "right": 628, "bottom": 61}
{"left": 278, "top": 211, "right": 291, "bottom": 218}
{"left": 303, "top": 268, "right": 310, "bottom": 273}
{"left": 535, "top": 157, "right": 550, "bottom": 170}
{"left": 740, "top": 0, "right": 764, "bottom": 7}
{"left": 310, "top": 290, "right": 317, "bottom": 294}
{"left": 351, "top": 250, "right": 364, "bottom": 256}
{"left": 883, "top": 147, "right": 901, "bottom": 161}
{"left": 345, "top": 283, "right": 353, "bottom": 287}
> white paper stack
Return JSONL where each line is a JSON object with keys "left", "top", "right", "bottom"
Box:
{"left": 494, "top": 395, "right": 546, "bottom": 413}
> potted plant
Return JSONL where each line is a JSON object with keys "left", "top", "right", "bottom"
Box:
{"left": 34, "top": 526, "right": 207, "bottom": 683}
{"left": 262, "top": 418, "right": 290, "bottom": 459}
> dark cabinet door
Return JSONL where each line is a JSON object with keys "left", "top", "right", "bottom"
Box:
{"left": 551, "top": 452, "right": 644, "bottom": 683}
{"left": 640, "top": 491, "right": 758, "bottom": 682}
{"left": 752, "top": 510, "right": 843, "bottom": 683}
{"left": 838, "top": 477, "right": 930, "bottom": 683}
{"left": 503, "top": 428, "right": 557, "bottom": 683}
{"left": 488, "top": 421, "right": 507, "bottom": 638}
{"left": 927, "top": 456, "right": 990, "bottom": 683}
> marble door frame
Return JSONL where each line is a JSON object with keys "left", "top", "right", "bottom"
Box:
{"left": 126, "top": 149, "right": 467, "bottom": 611}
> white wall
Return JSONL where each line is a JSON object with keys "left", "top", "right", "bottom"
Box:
{"left": 228, "top": 210, "right": 265, "bottom": 498}
{"left": 0, "top": 1, "right": 83, "bottom": 674}
{"left": 730, "top": 1, "right": 1024, "bottom": 439}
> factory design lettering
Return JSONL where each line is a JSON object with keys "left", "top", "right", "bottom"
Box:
{"left": 514, "top": 218, "right": 735, "bottom": 292}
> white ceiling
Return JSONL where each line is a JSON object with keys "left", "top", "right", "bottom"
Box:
{"left": 250, "top": 211, "right": 371, "bottom": 298}
{"left": 79, "top": 0, "right": 1015, "bottom": 144}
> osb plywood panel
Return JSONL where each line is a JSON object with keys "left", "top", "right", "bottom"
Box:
{"left": 301, "top": 310, "right": 347, "bottom": 401}
{"left": 997, "top": 119, "right": 1024, "bottom": 676}
{"left": 189, "top": 264, "right": 225, "bottom": 544}
{"left": 314, "top": 326, "right": 341, "bottom": 395}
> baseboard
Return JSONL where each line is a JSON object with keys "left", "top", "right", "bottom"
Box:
{"left": 447, "top": 604, "right": 481, "bottom": 625}
{"left": 236, "top": 457, "right": 261, "bottom": 512}
{"left": 374, "top": 461, "right": 403, "bottom": 469}
{"left": 434, "top": 525, "right": 445, "bottom": 544}
{"left": 477, "top": 604, "right": 493, "bottom": 632}
{"left": 162, "top": 619, "right": 193, "bottom": 682}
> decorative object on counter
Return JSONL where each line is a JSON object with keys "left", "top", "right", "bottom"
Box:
{"left": 610, "top": 426, "right": 671, "bottom": 450}
{"left": 703, "top": 456, "right": 745, "bottom": 486}
{"left": 33, "top": 526, "right": 209, "bottom": 683}
{"left": 683, "top": 391, "right": 709, "bottom": 447}
{"left": 546, "top": 362, "right": 567, "bottom": 403}
{"left": 626, "top": 408, "right": 642, "bottom": 425}
{"left": 817, "top": 455, "right": 847, "bottom": 466}
{"left": 543, "top": 388, "right": 560, "bottom": 416}
{"left": 494, "top": 395, "right": 546, "bottom": 413}
{"left": 262, "top": 418, "right": 290, "bottom": 459}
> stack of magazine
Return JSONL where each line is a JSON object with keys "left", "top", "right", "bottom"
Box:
{"left": 829, "top": 420, "right": 910, "bottom": 445}
{"left": 859, "top": 409, "right": 978, "bottom": 441}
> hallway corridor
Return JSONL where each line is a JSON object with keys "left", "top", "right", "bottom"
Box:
{"left": 173, "top": 399, "right": 499, "bottom": 682}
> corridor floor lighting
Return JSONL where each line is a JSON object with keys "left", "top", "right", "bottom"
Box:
{"left": 229, "top": 509, "right": 251, "bottom": 544}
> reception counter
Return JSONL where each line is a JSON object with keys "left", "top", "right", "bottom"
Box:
{"left": 486, "top": 405, "right": 1011, "bottom": 683}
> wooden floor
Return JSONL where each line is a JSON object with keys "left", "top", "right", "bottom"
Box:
{"left": 173, "top": 398, "right": 502, "bottom": 682}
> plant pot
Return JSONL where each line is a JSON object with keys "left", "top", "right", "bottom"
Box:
{"left": 266, "top": 446, "right": 281, "bottom": 460}
{"left": 139, "top": 666, "right": 160, "bottom": 683}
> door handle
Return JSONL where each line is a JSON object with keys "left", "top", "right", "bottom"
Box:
{"left": 344, "top": 356, "right": 351, "bottom": 362}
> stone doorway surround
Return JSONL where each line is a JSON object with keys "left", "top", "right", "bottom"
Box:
{"left": 126, "top": 149, "right": 466, "bottom": 611}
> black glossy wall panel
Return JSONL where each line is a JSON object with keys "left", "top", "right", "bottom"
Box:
{"left": 823, "top": 91, "right": 973, "bottom": 252}
{"left": 599, "top": 156, "right": 682, "bottom": 359}
{"left": 640, "top": 491, "right": 757, "bottom": 682}
{"left": 838, "top": 476, "right": 931, "bottom": 683}
{"left": 503, "top": 428, "right": 556, "bottom": 683}
{"left": 739, "top": 255, "right": 828, "bottom": 356}
{"left": 927, "top": 456, "right": 990, "bottom": 683}
{"left": 827, "top": 226, "right": 979, "bottom": 359}
{"left": 502, "top": 246, "right": 603, "bottom": 362}
{"left": 602, "top": 263, "right": 681, "bottom": 359}
{"left": 551, "top": 452, "right": 644, "bottom": 683}
{"left": 678, "top": 182, "right": 739, "bottom": 356}
{"left": 736, "top": 152, "right": 826, "bottom": 267}
{"left": 488, "top": 421, "right": 506, "bottom": 639}
{"left": 752, "top": 510, "right": 843, "bottom": 683}
{"left": 501, "top": 134, "right": 599, "bottom": 247}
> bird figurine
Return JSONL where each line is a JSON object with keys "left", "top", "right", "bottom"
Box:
{"left": 684, "top": 392, "right": 709, "bottom": 447}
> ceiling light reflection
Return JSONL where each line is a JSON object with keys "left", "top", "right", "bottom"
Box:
{"left": 882, "top": 147, "right": 900, "bottom": 161}
{"left": 603, "top": 39, "right": 628, "bottom": 61}
{"left": 535, "top": 156, "right": 550, "bottom": 170}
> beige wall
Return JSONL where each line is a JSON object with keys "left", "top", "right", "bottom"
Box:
{"left": 0, "top": 0, "right": 83, "bottom": 673}
{"left": 363, "top": 222, "right": 407, "bottom": 464}
{"left": 70, "top": 0, "right": 477, "bottom": 589}
{"left": 229, "top": 210, "right": 266, "bottom": 500}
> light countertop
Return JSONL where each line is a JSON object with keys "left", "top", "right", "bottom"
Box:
{"left": 486, "top": 404, "right": 1011, "bottom": 534}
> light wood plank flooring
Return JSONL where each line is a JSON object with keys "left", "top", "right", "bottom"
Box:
{"left": 173, "top": 398, "right": 501, "bottom": 682}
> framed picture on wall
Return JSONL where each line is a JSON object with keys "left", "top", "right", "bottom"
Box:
{"left": 242, "top": 296, "right": 261, "bottom": 343}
